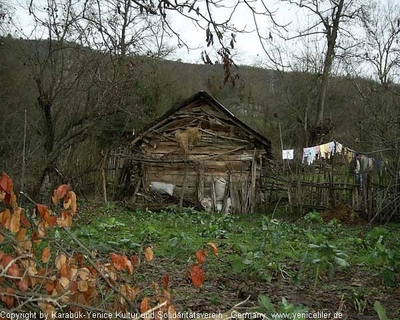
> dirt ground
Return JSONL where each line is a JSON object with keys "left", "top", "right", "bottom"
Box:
{"left": 321, "top": 203, "right": 365, "bottom": 225}
{"left": 143, "top": 258, "right": 400, "bottom": 320}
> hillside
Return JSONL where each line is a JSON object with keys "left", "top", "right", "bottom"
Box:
{"left": 0, "top": 36, "right": 397, "bottom": 198}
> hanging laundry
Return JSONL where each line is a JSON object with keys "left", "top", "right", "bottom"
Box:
{"left": 360, "top": 155, "right": 373, "bottom": 173}
{"left": 344, "top": 147, "right": 354, "bottom": 164}
{"left": 336, "top": 142, "right": 343, "bottom": 154}
{"left": 328, "top": 141, "right": 335, "bottom": 157}
{"left": 314, "top": 145, "right": 320, "bottom": 159}
{"left": 302, "top": 147, "right": 316, "bottom": 165}
{"left": 319, "top": 143, "right": 331, "bottom": 159}
{"left": 282, "top": 149, "right": 294, "bottom": 160}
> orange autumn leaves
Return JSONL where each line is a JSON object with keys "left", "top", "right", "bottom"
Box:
{"left": 109, "top": 246, "right": 153, "bottom": 275}
{"left": 1, "top": 171, "right": 225, "bottom": 315}
{"left": 190, "top": 242, "right": 218, "bottom": 288}
{"left": 52, "top": 184, "right": 77, "bottom": 216}
{"left": 0, "top": 178, "right": 77, "bottom": 250}
{"left": 0, "top": 171, "right": 17, "bottom": 209}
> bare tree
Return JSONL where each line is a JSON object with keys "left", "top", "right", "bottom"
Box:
{"left": 357, "top": 0, "right": 400, "bottom": 93}
{"left": 255, "top": 0, "right": 363, "bottom": 145}
{"left": 0, "top": 0, "right": 13, "bottom": 35}
{"left": 21, "top": 0, "right": 121, "bottom": 200}
{"left": 349, "top": 0, "right": 400, "bottom": 162}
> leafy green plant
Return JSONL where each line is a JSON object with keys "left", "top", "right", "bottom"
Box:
{"left": 374, "top": 301, "right": 389, "bottom": 320}
{"left": 140, "top": 225, "right": 161, "bottom": 243}
{"left": 198, "top": 213, "right": 235, "bottom": 239}
{"left": 304, "top": 241, "right": 350, "bottom": 290}
{"left": 231, "top": 246, "right": 264, "bottom": 275}
{"left": 303, "top": 210, "right": 323, "bottom": 224}
{"left": 253, "top": 295, "right": 308, "bottom": 318}
{"left": 370, "top": 235, "right": 398, "bottom": 287}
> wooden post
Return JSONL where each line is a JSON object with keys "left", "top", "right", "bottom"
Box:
{"left": 329, "top": 159, "right": 335, "bottom": 208}
{"left": 279, "top": 120, "right": 284, "bottom": 170}
{"left": 132, "top": 179, "right": 141, "bottom": 204}
{"left": 250, "top": 150, "right": 257, "bottom": 213}
{"left": 100, "top": 150, "right": 109, "bottom": 204}
{"left": 179, "top": 159, "right": 189, "bottom": 212}
{"left": 21, "top": 109, "right": 27, "bottom": 196}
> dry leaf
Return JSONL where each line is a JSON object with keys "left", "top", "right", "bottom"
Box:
{"left": 0, "top": 172, "right": 13, "bottom": 194}
{"left": 120, "top": 284, "right": 140, "bottom": 301}
{"left": 32, "top": 231, "right": 42, "bottom": 246}
{"left": 7, "top": 192, "right": 17, "bottom": 209}
{"left": 1, "top": 287, "right": 15, "bottom": 309}
{"left": 55, "top": 184, "right": 70, "bottom": 198}
{"left": 63, "top": 197, "right": 72, "bottom": 210}
{"left": 140, "top": 297, "right": 151, "bottom": 313}
{"left": 15, "top": 228, "right": 27, "bottom": 241}
{"left": 110, "top": 253, "right": 127, "bottom": 271}
{"left": 126, "top": 260, "right": 134, "bottom": 275}
{"left": 38, "top": 302, "right": 56, "bottom": 319}
{"left": 7, "top": 263, "right": 21, "bottom": 277}
{"left": 69, "top": 267, "right": 78, "bottom": 279}
{"left": 78, "top": 268, "right": 91, "bottom": 280}
{"left": 36, "top": 204, "right": 50, "bottom": 220}
{"left": 45, "top": 280, "right": 56, "bottom": 293}
{"left": 60, "top": 263, "right": 70, "bottom": 277}
{"left": 168, "top": 305, "right": 177, "bottom": 320}
{"left": 78, "top": 280, "right": 88, "bottom": 292}
{"left": 17, "top": 277, "right": 29, "bottom": 292}
{"left": 130, "top": 255, "right": 140, "bottom": 266}
{"left": 59, "top": 276, "right": 70, "bottom": 289}
{"left": 41, "top": 247, "right": 51, "bottom": 263}
{"left": 1, "top": 254, "right": 12, "bottom": 267}
{"left": 51, "top": 194, "right": 59, "bottom": 206}
{"left": 162, "top": 274, "right": 170, "bottom": 290}
{"left": 69, "top": 191, "right": 77, "bottom": 214}
{"left": 2, "top": 209, "right": 11, "bottom": 230}
{"left": 190, "top": 264, "right": 205, "bottom": 288}
{"left": 207, "top": 242, "right": 219, "bottom": 256}
{"left": 20, "top": 212, "right": 31, "bottom": 228}
{"left": 60, "top": 211, "right": 73, "bottom": 228}
{"left": 55, "top": 253, "right": 67, "bottom": 270}
{"left": 144, "top": 246, "right": 154, "bottom": 262}
{"left": 10, "top": 208, "right": 21, "bottom": 233}
{"left": 195, "top": 248, "right": 207, "bottom": 264}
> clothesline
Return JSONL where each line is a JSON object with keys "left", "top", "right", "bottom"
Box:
{"left": 282, "top": 140, "right": 359, "bottom": 165}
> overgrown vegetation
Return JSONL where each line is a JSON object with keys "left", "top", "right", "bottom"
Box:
{"left": 72, "top": 204, "right": 399, "bottom": 318}
{"left": 1, "top": 172, "right": 400, "bottom": 318}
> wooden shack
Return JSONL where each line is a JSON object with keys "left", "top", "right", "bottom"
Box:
{"left": 129, "top": 91, "right": 272, "bottom": 213}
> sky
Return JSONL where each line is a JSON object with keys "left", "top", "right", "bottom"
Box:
{"left": 8, "top": 0, "right": 296, "bottom": 67}
{"left": 166, "top": 0, "right": 298, "bottom": 66}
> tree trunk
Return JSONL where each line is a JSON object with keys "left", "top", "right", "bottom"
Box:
{"left": 309, "top": 0, "right": 344, "bottom": 146}
{"left": 37, "top": 95, "right": 56, "bottom": 202}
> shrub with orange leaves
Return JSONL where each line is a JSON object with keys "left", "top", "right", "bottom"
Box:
{"left": 0, "top": 172, "right": 221, "bottom": 316}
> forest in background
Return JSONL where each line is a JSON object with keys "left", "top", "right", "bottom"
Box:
{"left": 0, "top": 33, "right": 399, "bottom": 201}
{"left": 1, "top": 0, "right": 399, "bottom": 202}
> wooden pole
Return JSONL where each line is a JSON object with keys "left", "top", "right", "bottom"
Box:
{"left": 21, "top": 109, "right": 27, "bottom": 195}
{"left": 279, "top": 120, "right": 284, "bottom": 170}
{"left": 179, "top": 159, "right": 188, "bottom": 212}
{"left": 250, "top": 150, "right": 257, "bottom": 213}
{"left": 100, "top": 150, "right": 109, "bottom": 204}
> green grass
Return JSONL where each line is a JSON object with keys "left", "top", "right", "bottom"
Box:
{"left": 68, "top": 203, "right": 400, "bottom": 317}
{"left": 71, "top": 204, "right": 400, "bottom": 280}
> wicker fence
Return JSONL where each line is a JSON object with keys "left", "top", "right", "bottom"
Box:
{"left": 262, "top": 157, "right": 398, "bottom": 223}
